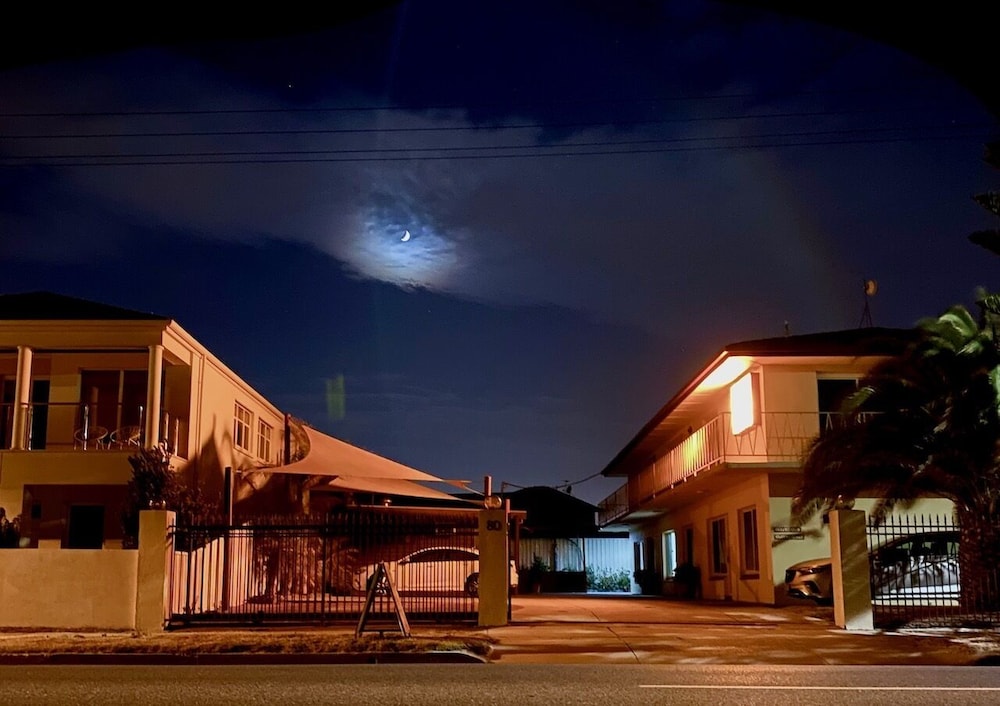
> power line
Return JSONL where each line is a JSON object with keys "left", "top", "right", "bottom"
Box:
{"left": 0, "top": 108, "right": 944, "bottom": 140}
{"left": 0, "top": 82, "right": 940, "bottom": 120}
{"left": 1, "top": 130, "right": 990, "bottom": 168}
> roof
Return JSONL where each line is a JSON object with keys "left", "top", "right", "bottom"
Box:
{"left": 601, "top": 326, "right": 916, "bottom": 477}
{"left": 724, "top": 327, "right": 916, "bottom": 357}
{"left": 0, "top": 291, "right": 168, "bottom": 321}
{"left": 504, "top": 486, "right": 606, "bottom": 538}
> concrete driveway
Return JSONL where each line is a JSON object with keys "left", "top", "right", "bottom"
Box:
{"left": 483, "top": 593, "right": 1000, "bottom": 665}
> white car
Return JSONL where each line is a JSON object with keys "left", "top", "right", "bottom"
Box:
{"left": 356, "top": 546, "right": 517, "bottom": 597}
{"left": 785, "top": 530, "right": 961, "bottom": 604}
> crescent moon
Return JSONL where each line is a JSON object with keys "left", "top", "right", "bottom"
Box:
{"left": 401, "top": 230, "right": 411, "bottom": 242}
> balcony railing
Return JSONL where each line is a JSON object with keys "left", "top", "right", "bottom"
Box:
{"left": 0, "top": 401, "right": 188, "bottom": 456}
{"left": 597, "top": 411, "right": 867, "bottom": 526}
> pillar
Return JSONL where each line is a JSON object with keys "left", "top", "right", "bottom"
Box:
{"left": 10, "top": 345, "right": 33, "bottom": 450}
{"left": 145, "top": 344, "right": 163, "bottom": 448}
{"left": 829, "top": 508, "right": 874, "bottom": 630}
{"left": 478, "top": 504, "right": 510, "bottom": 627}
{"left": 135, "top": 509, "right": 175, "bottom": 634}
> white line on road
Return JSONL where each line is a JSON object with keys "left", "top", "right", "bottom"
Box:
{"left": 640, "top": 686, "right": 1000, "bottom": 691}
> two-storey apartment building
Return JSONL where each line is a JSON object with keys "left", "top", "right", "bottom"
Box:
{"left": 0, "top": 292, "right": 286, "bottom": 549}
{"left": 597, "top": 326, "right": 953, "bottom": 605}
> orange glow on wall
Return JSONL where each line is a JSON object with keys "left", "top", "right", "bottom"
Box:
{"left": 730, "top": 373, "right": 756, "bottom": 434}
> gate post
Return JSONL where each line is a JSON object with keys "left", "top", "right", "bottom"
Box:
{"left": 478, "top": 502, "right": 510, "bottom": 627}
{"left": 135, "top": 509, "right": 176, "bottom": 634}
{"left": 829, "top": 508, "right": 873, "bottom": 630}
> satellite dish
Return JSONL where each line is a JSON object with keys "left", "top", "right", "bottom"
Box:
{"left": 864, "top": 279, "right": 878, "bottom": 296}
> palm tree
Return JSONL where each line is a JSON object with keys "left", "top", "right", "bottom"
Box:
{"left": 793, "top": 291, "right": 1000, "bottom": 609}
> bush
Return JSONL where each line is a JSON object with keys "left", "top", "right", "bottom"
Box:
{"left": 120, "top": 447, "right": 212, "bottom": 548}
{"left": 586, "top": 565, "right": 631, "bottom": 592}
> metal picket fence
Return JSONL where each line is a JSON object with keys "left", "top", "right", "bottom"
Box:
{"left": 868, "top": 514, "right": 999, "bottom": 629}
{"left": 167, "top": 507, "right": 485, "bottom": 627}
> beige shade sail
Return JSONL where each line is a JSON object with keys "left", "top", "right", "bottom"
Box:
{"left": 258, "top": 425, "right": 474, "bottom": 502}
{"left": 270, "top": 425, "right": 444, "bottom": 481}
{"left": 320, "top": 476, "right": 463, "bottom": 501}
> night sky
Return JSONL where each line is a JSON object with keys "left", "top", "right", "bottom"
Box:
{"left": 2, "top": 1, "right": 997, "bottom": 505}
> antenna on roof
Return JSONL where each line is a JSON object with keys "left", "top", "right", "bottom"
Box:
{"left": 859, "top": 279, "right": 877, "bottom": 328}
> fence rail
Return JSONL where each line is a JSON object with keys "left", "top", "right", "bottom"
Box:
{"left": 168, "top": 508, "right": 492, "bottom": 627}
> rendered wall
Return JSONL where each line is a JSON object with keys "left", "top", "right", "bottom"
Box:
{"left": 638, "top": 472, "right": 773, "bottom": 604}
{"left": 0, "top": 548, "right": 138, "bottom": 629}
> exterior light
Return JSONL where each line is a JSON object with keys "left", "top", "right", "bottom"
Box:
{"left": 484, "top": 495, "right": 502, "bottom": 509}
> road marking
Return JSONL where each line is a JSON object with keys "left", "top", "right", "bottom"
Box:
{"left": 640, "top": 686, "right": 1000, "bottom": 691}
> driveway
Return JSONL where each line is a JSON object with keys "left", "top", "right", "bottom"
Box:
{"left": 483, "top": 593, "right": 1000, "bottom": 665}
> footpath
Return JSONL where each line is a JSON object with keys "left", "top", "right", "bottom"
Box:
{"left": 2, "top": 594, "right": 999, "bottom": 666}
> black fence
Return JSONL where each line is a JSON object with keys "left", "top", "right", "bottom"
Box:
{"left": 868, "top": 514, "right": 999, "bottom": 629}
{"left": 167, "top": 507, "right": 488, "bottom": 627}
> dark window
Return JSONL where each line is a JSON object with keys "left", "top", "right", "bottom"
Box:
{"left": 817, "top": 378, "right": 859, "bottom": 433}
{"left": 29, "top": 380, "right": 49, "bottom": 449}
{"left": 67, "top": 505, "right": 105, "bottom": 549}
{"left": 709, "top": 516, "right": 727, "bottom": 576}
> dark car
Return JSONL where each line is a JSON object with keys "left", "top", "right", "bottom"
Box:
{"left": 785, "top": 530, "right": 960, "bottom": 604}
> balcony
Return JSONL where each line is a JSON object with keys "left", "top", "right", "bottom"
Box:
{"left": 0, "top": 401, "right": 188, "bottom": 457}
{"left": 598, "top": 411, "right": 863, "bottom": 526}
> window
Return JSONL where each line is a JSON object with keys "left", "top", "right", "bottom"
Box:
{"left": 682, "top": 525, "right": 694, "bottom": 566}
{"left": 234, "top": 402, "right": 252, "bottom": 451}
{"left": 739, "top": 506, "right": 760, "bottom": 576}
{"left": 67, "top": 505, "right": 105, "bottom": 549}
{"left": 662, "top": 530, "right": 677, "bottom": 579}
{"left": 257, "top": 419, "right": 273, "bottom": 462}
{"left": 709, "top": 516, "right": 728, "bottom": 576}
{"left": 817, "top": 377, "right": 859, "bottom": 433}
{"left": 729, "top": 372, "right": 760, "bottom": 434}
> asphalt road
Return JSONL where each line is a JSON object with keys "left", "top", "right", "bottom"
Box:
{"left": 3, "top": 664, "right": 1000, "bottom": 705}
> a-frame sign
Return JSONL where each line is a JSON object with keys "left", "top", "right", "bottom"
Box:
{"left": 356, "top": 562, "right": 411, "bottom": 637}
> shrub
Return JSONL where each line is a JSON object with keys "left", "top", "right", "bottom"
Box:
{"left": 586, "top": 565, "right": 631, "bottom": 592}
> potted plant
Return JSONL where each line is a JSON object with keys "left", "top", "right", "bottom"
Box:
{"left": 527, "top": 555, "right": 549, "bottom": 593}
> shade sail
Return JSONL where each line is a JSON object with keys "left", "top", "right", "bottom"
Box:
{"left": 264, "top": 425, "right": 446, "bottom": 483}
{"left": 320, "top": 476, "right": 461, "bottom": 501}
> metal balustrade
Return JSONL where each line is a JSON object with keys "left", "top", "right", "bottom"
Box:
{"left": 0, "top": 401, "right": 187, "bottom": 455}
{"left": 598, "top": 411, "right": 861, "bottom": 525}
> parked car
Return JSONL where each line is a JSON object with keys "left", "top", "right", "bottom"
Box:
{"left": 785, "top": 530, "right": 960, "bottom": 604}
{"left": 355, "top": 546, "right": 518, "bottom": 597}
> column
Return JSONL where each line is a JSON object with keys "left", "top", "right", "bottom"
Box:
{"left": 145, "top": 344, "right": 163, "bottom": 448}
{"left": 10, "top": 345, "right": 33, "bottom": 450}
{"left": 829, "top": 508, "right": 874, "bottom": 630}
{"left": 478, "top": 504, "right": 510, "bottom": 627}
{"left": 135, "top": 509, "right": 175, "bottom": 633}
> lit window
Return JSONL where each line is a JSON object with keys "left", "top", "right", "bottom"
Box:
{"left": 234, "top": 402, "right": 252, "bottom": 451}
{"left": 739, "top": 507, "right": 760, "bottom": 576}
{"left": 709, "top": 516, "right": 727, "bottom": 576}
{"left": 730, "top": 372, "right": 758, "bottom": 434}
{"left": 662, "top": 530, "right": 677, "bottom": 579}
{"left": 257, "top": 419, "right": 273, "bottom": 462}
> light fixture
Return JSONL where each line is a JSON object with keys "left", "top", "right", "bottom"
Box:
{"left": 484, "top": 495, "right": 503, "bottom": 509}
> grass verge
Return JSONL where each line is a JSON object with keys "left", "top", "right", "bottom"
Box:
{"left": 0, "top": 629, "right": 495, "bottom": 657}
